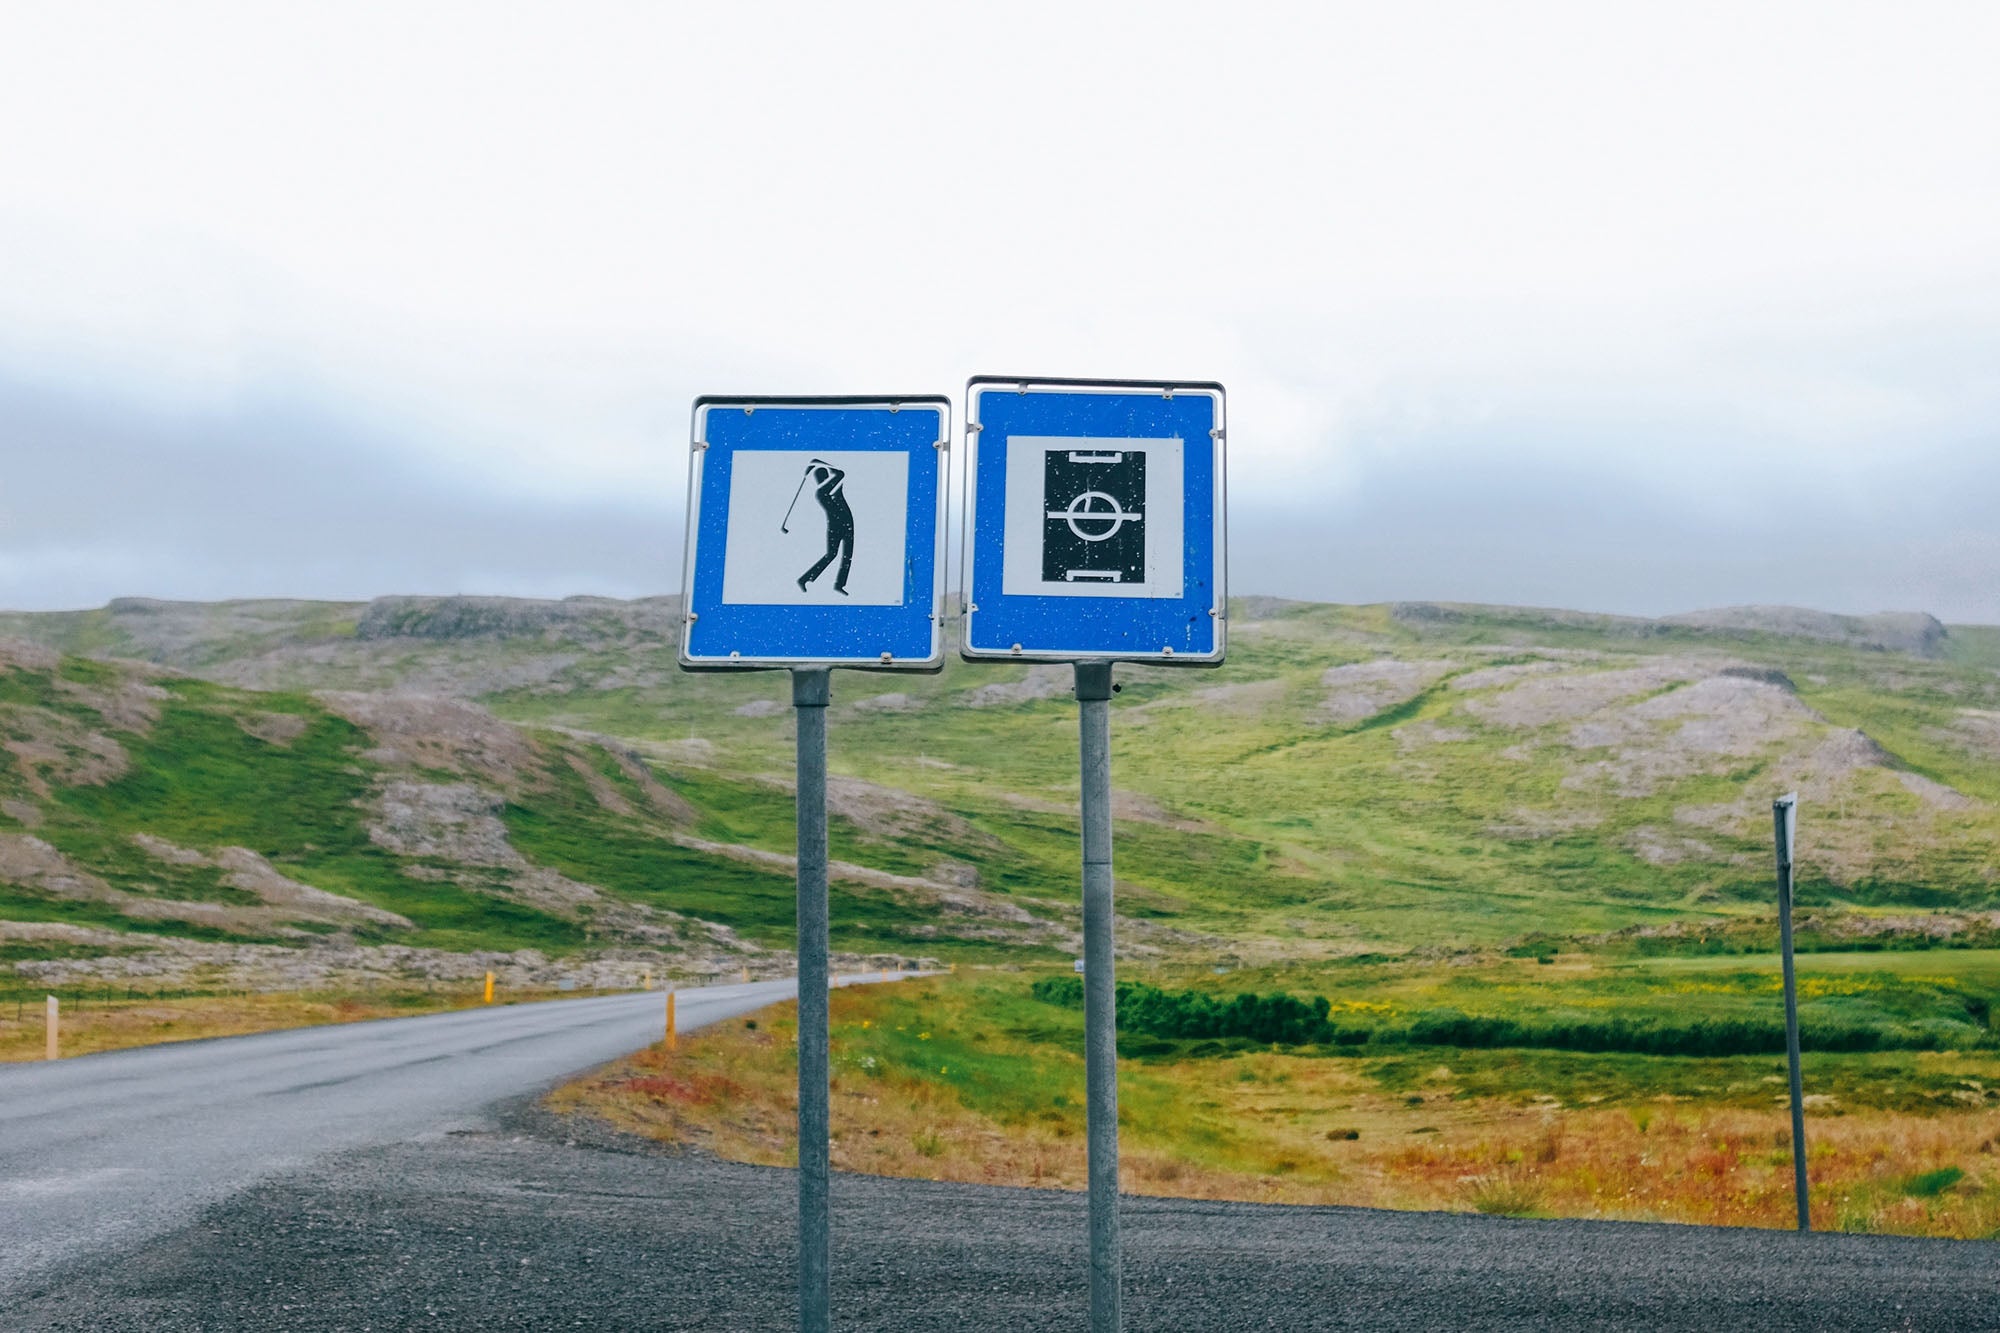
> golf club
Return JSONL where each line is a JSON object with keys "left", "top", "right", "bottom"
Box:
{"left": 780, "top": 467, "right": 812, "bottom": 533}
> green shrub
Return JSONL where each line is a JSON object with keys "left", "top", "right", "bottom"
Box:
{"left": 1903, "top": 1167, "right": 1965, "bottom": 1198}
{"left": 1030, "top": 978, "right": 1987, "bottom": 1059}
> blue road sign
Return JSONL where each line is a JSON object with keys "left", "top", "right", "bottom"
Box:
{"left": 679, "top": 396, "right": 949, "bottom": 669}
{"left": 962, "top": 377, "right": 1226, "bottom": 663}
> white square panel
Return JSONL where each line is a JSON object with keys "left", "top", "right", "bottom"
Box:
{"left": 721, "top": 450, "right": 910, "bottom": 606}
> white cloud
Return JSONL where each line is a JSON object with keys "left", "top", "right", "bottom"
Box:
{"left": 1, "top": 2, "right": 1997, "bottom": 612}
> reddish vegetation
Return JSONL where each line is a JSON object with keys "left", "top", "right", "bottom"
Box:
{"left": 618, "top": 1072, "right": 744, "bottom": 1106}
{"left": 552, "top": 991, "right": 2000, "bottom": 1240}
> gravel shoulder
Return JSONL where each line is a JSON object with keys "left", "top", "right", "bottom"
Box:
{"left": 14, "top": 1096, "right": 2000, "bottom": 1332}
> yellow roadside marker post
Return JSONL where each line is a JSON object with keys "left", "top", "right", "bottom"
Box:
{"left": 643, "top": 969, "right": 653, "bottom": 991}
{"left": 665, "top": 990, "right": 678, "bottom": 1051}
{"left": 741, "top": 966, "right": 751, "bottom": 984}
{"left": 483, "top": 972, "right": 494, "bottom": 1004}
{"left": 45, "top": 995, "right": 58, "bottom": 1060}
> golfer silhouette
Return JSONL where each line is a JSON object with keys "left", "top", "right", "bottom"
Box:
{"left": 794, "top": 459, "right": 853, "bottom": 595}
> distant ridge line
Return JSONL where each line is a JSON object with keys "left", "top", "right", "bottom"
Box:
{"left": 1388, "top": 601, "right": 1948, "bottom": 658}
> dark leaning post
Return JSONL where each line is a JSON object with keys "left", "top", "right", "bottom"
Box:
{"left": 1773, "top": 792, "right": 1809, "bottom": 1231}
{"left": 1074, "top": 660, "right": 1120, "bottom": 1328}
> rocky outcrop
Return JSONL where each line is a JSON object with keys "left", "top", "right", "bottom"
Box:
{"left": 1661, "top": 607, "right": 1948, "bottom": 658}
{"left": 2, "top": 832, "right": 414, "bottom": 934}
{"left": 1316, "top": 659, "right": 1448, "bottom": 724}
{"left": 318, "top": 692, "right": 545, "bottom": 791}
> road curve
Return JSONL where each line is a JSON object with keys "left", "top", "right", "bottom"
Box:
{"left": 0, "top": 974, "right": 851, "bottom": 1295}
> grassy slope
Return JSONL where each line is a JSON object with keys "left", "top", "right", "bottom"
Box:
{"left": 0, "top": 666, "right": 586, "bottom": 953}
{"left": 0, "top": 656, "right": 1018, "bottom": 966}
{"left": 7, "top": 596, "right": 2000, "bottom": 963}
{"left": 495, "top": 601, "right": 2000, "bottom": 948}
{"left": 497, "top": 756, "right": 989, "bottom": 957}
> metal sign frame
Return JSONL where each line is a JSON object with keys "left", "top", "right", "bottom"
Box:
{"left": 679, "top": 395, "right": 951, "bottom": 671}
{"left": 961, "top": 376, "right": 1227, "bottom": 664}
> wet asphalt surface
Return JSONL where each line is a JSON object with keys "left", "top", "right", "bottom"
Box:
{"left": 14, "top": 1094, "right": 2000, "bottom": 1332}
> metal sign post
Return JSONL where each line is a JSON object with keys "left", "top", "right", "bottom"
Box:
{"left": 1773, "top": 792, "right": 1809, "bottom": 1231}
{"left": 961, "top": 377, "right": 1226, "bottom": 1333}
{"left": 680, "top": 395, "right": 950, "bottom": 1333}
{"left": 1074, "top": 660, "right": 1119, "bottom": 1328}
{"left": 794, "top": 666, "right": 832, "bottom": 1327}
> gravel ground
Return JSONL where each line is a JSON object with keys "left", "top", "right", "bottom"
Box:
{"left": 14, "top": 1097, "right": 2000, "bottom": 1332}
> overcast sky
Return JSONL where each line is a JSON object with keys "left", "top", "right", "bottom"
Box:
{"left": 3, "top": 3, "right": 1997, "bottom": 620}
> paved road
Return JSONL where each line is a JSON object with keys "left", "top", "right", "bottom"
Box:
{"left": 0, "top": 974, "right": 867, "bottom": 1296}
{"left": 13, "top": 1116, "right": 2000, "bottom": 1332}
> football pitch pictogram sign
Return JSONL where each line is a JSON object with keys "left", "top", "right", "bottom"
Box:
{"left": 962, "top": 377, "right": 1225, "bottom": 663}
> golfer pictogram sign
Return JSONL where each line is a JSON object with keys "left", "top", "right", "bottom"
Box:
{"left": 679, "top": 396, "right": 949, "bottom": 670}
{"left": 784, "top": 460, "right": 856, "bottom": 595}
{"left": 963, "top": 377, "right": 1226, "bottom": 663}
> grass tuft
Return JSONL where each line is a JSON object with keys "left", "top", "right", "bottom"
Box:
{"left": 1467, "top": 1168, "right": 1546, "bottom": 1217}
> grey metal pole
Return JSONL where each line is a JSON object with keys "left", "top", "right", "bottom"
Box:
{"left": 794, "top": 667, "right": 833, "bottom": 1332}
{"left": 1773, "top": 792, "right": 1809, "bottom": 1232}
{"left": 1074, "top": 661, "right": 1121, "bottom": 1332}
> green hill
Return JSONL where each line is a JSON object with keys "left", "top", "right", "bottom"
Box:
{"left": 4, "top": 596, "right": 1999, "bottom": 991}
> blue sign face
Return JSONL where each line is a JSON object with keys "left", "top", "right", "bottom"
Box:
{"left": 962, "top": 379, "right": 1226, "bottom": 663}
{"left": 680, "top": 397, "right": 949, "bottom": 670}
